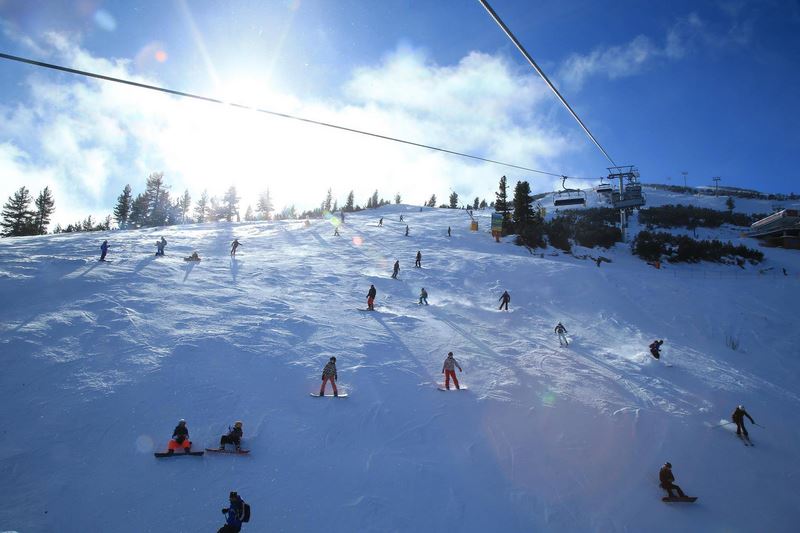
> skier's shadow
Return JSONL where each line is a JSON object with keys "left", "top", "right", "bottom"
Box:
{"left": 133, "top": 255, "right": 156, "bottom": 275}
{"left": 77, "top": 260, "right": 101, "bottom": 277}
{"left": 182, "top": 261, "right": 196, "bottom": 282}
{"left": 369, "top": 312, "right": 432, "bottom": 382}
{"left": 230, "top": 257, "right": 241, "bottom": 283}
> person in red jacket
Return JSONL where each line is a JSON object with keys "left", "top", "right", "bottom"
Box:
{"left": 441, "top": 352, "right": 462, "bottom": 390}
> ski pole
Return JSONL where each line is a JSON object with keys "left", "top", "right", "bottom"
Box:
{"left": 754, "top": 423, "right": 766, "bottom": 429}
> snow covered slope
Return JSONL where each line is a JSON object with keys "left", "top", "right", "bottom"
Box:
{"left": 1, "top": 190, "right": 799, "bottom": 532}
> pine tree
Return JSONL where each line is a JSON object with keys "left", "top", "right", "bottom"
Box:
{"left": 244, "top": 205, "right": 255, "bottom": 221}
{"left": 449, "top": 191, "right": 459, "bottom": 209}
{"left": 145, "top": 172, "right": 169, "bottom": 226}
{"left": 1, "top": 186, "right": 35, "bottom": 237}
{"left": 395, "top": 193, "right": 401, "bottom": 204}
{"left": 222, "top": 186, "right": 239, "bottom": 222}
{"left": 113, "top": 184, "right": 132, "bottom": 229}
{"left": 256, "top": 189, "right": 274, "bottom": 220}
{"left": 512, "top": 180, "right": 535, "bottom": 231}
{"left": 332, "top": 200, "right": 338, "bottom": 212}
{"left": 344, "top": 191, "right": 355, "bottom": 212}
{"left": 479, "top": 198, "right": 487, "bottom": 209}
{"left": 495, "top": 176, "right": 511, "bottom": 232}
{"left": 371, "top": 190, "right": 379, "bottom": 209}
{"left": 129, "top": 193, "right": 149, "bottom": 228}
{"left": 323, "top": 188, "right": 333, "bottom": 212}
{"left": 726, "top": 196, "right": 735, "bottom": 213}
{"left": 472, "top": 197, "right": 479, "bottom": 210}
{"left": 100, "top": 214, "right": 113, "bottom": 231}
{"left": 33, "top": 186, "right": 55, "bottom": 235}
{"left": 427, "top": 194, "right": 437, "bottom": 208}
{"left": 178, "top": 189, "right": 192, "bottom": 224}
{"left": 194, "top": 190, "right": 209, "bottom": 223}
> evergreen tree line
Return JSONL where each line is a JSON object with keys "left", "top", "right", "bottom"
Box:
{"left": 1, "top": 186, "right": 55, "bottom": 237}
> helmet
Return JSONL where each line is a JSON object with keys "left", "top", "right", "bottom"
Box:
{"left": 234, "top": 421, "right": 243, "bottom": 428}
{"left": 664, "top": 462, "right": 672, "bottom": 468}
{"left": 448, "top": 352, "right": 453, "bottom": 356}
{"left": 330, "top": 356, "right": 336, "bottom": 362}
{"left": 738, "top": 405, "right": 744, "bottom": 411}
{"left": 178, "top": 419, "right": 186, "bottom": 424}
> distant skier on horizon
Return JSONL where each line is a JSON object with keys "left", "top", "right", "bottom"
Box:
{"left": 400, "top": 214, "right": 404, "bottom": 222}
{"left": 333, "top": 227, "right": 340, "bottom": 236}
{"left": 378, "top": 217, "right": 383, "bottom": 226}
{"left": 419, "top": 288, "right": 428, "bottom": 305}
{"left": 405, "top": 225, "right": 409, "bottom": 236}
{"left": 231, "top": 239, "right": 241, "bottom": 256}
{"left": 498, "top": 290, "right": 510, "bottom": 311}
{"left": 392, "top": 260, "right": 400, "bottom": 279}
{"left": 441, "top": 352, "right": 462, "bottom": 390}
{"left": 167, "top": 419, "right": 192, "bottom": 454}
{"left": 447, "top": 226, "right": 451, "bottom": 237}
{"left": 555, "top": 322, "right": 569, "bottom": 346}
{"left": 659, "top": 462, "right": 687, "bottom": 499}
{"left": 367, "top": 284, "right": 377, "bottom": 310}
{"left": 319, "top": 356, "right": 338, "bottom": 397}
{"left": 732, "top": 405, "right": 755, "bottom": 437}
{"left": 99, "top": 240, "right": 109, "bottom": 261}
{"left": 415, "top": 250, "right": 422, "bottom": 268}
{"left": 650, "top": 339, "right": 664, "bottom": 359}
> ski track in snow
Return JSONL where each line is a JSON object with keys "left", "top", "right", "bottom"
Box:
{"left": 1, "top": 190, "right": 800, "bottom": 532}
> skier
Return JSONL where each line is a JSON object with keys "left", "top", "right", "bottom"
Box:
{"left": 732, "top": 405, "right": 755, "bottom": 437}
{"left": 649, "top": 339, "right": 664, "bottom": 359}
{"left": 231, "top": 239, "right": 241, "bottom": 256}
{"left": 447, "top": 226, "right": 451, "bottom": 237}
{"left": 367, "top": 284, "right": 376, "bottom": 310}
{"left": 219, "top": 491, "right": 247, "bottom": 533}
{"left": 333, "top": 227, "right": 340, "bottom": 236}
{"left": 498, "top": 290, "right": 510, "bottom": 311}
{"left": 185, "top": 251, "right": 201, "bottom": 261}
{"left": 555, "top": 322, "right": 569, "bottom": 346}
{"left": 419, "top": 288, "right": 429, "bottom": 305}
{"left": 319, "top": 356, "right": 338, "bottom": 397}
{"left": 99, "top": 240, "right": 109, "bottom": 261}
{"left": 155, "top": 236, "right": 167, "bottom": 256}
{"left": 219, "top": 421, "right": 244, "bottom": 451}
{"left": 405, "top": 225, "right": 409, "bottom": 236}
{"left": 659, "top": 462, "right": 687, "bottom": 498}
{"left": 391, "top": 260, "right": 400, "bottom": 279}
{"left": 415, "top": 251, "right": 422, "bottom": 268}
{"left": 400, "top": 214, "right": 404, "bottom": 222}
{"left": 441, "top": 352, "right": 462, "bottom": 390}
{"left": 378, "top": 217, "right": 383, "bottom": 227}
{"left": 167, "top": 419, "right": 192, "bottom": 454}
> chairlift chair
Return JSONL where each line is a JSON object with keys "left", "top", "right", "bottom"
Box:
{"left": 554, "top": 176, "right": 587, "bottom": 207}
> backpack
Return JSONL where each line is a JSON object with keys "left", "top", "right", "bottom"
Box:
{"left": 241, "top": 501, "right": 251, "bottom": 523}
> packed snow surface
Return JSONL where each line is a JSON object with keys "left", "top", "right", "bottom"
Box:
{"left": 1, "top": 188, "right": 799, "bottom": 532}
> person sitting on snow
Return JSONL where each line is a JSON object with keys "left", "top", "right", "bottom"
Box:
{"left": 219, "top": 421, "right": 244, "bottom": 451}
{"left": 167, "top": 419, "right": 192, "bottom": 454}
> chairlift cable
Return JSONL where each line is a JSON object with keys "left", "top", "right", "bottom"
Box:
{"left": 0, "top": 51, "right": 593, "bottom": 180}
{"left": 477, "top": 0, "right": 618, "bottom": 167}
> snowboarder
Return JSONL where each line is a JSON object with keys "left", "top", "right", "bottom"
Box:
{"left": 99, "top": 240, "right": 109, "bottom": 261}
{"left": 415, "top": 251, "right": 422, "bottom": 268}
{"left": 378, "top": 217, "right": 383, "bottom": 226}
{"left": 405, "top": 225, "right": 409, "bottom": 236}
{"left": 155, "top": 237, "right": 167, "bottom": 256}
{"left": 447, "top": 226, "right": 451, "bottom": 237}
{"left": 367, "top": 284, "right": 376, "bottom": 310}
{"left": 659, "top": 462, "right": 687, "bottom": 498}
{"left": 400, "top": 214, "right": 404, "bottom": 222}
{"left": 333, "top": 227, "right": 340, "bottom": 236}
{"left": 732, "top": 405, "right": 755, "bottom": 437}
{"left": 185, "top": 251, "right": 201, "bottom": 262}
{"left": 419, "top": 288, "right": 429, "bottom": 305}
{"left": 391, "top": 260, "right": 400, "bottom": 279}
{"left": 167, "top": 419, "right": 192, "bottom": 454}
{"left": 498, "top": 290, "right": 510, "bottom": 311}
{"left": 231, "top": 239, "right": 241, "bottom": 256}
{"left": 649, "top": 340, "right": 664, "bottom": 359}
{"left": 442, "top": 352, "right": 462, "bottom": 390}
{"left": 319, "top": 356, "right": 338, "bottom": 397}
{"left": 219, "top": 491, "right": 247, "bottom": 533}
{"left": 219, "top": 421, "right": 244, "bottom": 451}
{"left": 555, "top": 322, "right": 569, "bottom": 346}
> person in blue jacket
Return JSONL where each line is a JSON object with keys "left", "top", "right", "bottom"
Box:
{"left": 99, "top": 240, "right": 109, "bottom": 261}
{"left": 219, "top": 491, "right": 246, "bottom": 532}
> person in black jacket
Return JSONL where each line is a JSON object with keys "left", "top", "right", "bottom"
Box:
{"left": 659, "top": 462, "right": 686, "bottom": 498}
{"left": 219, "top": 491, "right": 246, "bottom": 533}
{"left": 732, "top": 405, "right": 755, "bottom": 437}
{"left": 391, "top": 260, "right": 400, "bottom": 279}
{"left": 367, "top": 284, "right": 376, "bottom": 310}
{"left": 219, "top": 421, "right": 244, "bottom": 451}
{"left": 415, "top": 251, "right": 422, "bottom": 268}
{"left": 649, "top": 340, "right": 664, "bottom": 359}
{"left": 498, "top": 290, "right": 510, "bottom": 311}
{"left": 167, "top": 419, "right": 192, "bottom": 454}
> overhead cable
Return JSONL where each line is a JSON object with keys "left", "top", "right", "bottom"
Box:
{"left": 478, "top": 0, "right": 617, "bottom": 167}
{"left": 0, "top": 51, "right": 592, "bottom": 179}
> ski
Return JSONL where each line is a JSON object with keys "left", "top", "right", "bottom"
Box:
{"left": 154, "top": 451, "right": 204, "bottom": 458}
{"left": 738, "top": 434, "right": 751, "bottom": 447}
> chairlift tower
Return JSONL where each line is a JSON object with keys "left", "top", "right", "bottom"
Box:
{"left": 607, "top": 165, "right": 645, "bottom": 242}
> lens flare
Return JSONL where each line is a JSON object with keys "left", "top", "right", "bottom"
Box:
{"left": 352, "top": 236, "right": 363, "bottom": 246}
{"left": 155, "top": 50, "right": 168, "bottom": 63}
{"left": 136, "top": 434, "right": 154, "bottom": 453}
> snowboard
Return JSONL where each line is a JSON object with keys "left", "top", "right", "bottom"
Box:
{"left": 438, "top": 386, "right": 467, "bottom": 391}
{"left": 662, "top": 496, "right": 697, "bottom": 503}
{"left": 205, "top": 448, "right": 250, "bottom": 455}
{"left": 310, "top": 393, "right": 348, "bottom": 398}
{"left": 154, "top": 451, "right": 204, "bottom": 458}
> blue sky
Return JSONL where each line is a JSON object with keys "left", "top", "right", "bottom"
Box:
{"left": 1, "top": 0, "right": 798, "bottom": 224}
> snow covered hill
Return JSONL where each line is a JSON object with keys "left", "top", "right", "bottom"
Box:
{"left": 1, "top": 188, "right": 799, "bottom": 532}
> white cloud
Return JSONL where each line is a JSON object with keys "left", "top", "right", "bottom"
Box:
{"left": 0, "top": 33, "right": 578, "bottom": 227}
